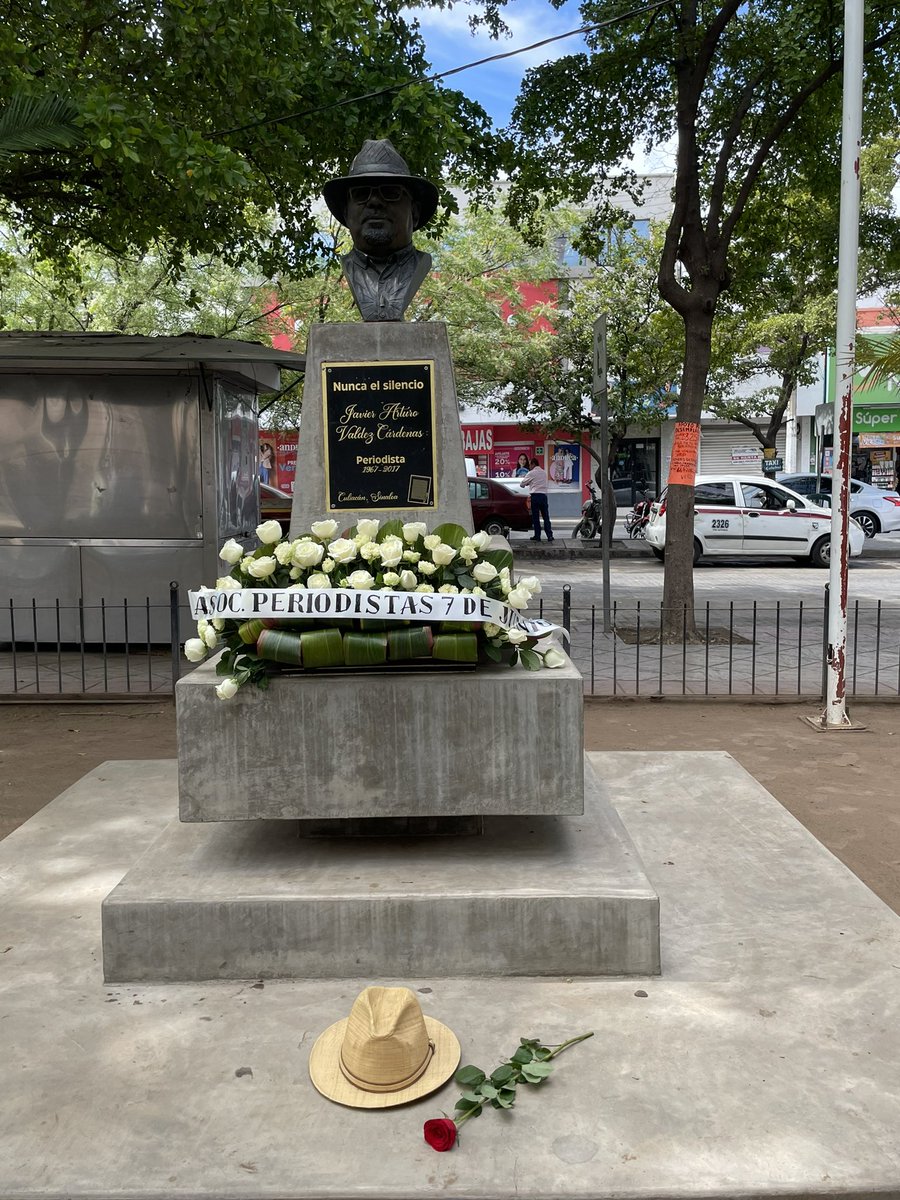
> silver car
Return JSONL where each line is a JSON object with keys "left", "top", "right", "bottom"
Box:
{"left": 778, "top": 473, "right": 900, "bottom": 538}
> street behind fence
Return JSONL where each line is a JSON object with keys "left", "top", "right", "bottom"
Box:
{"left": 2, "top": 588, "right": 898, "bottom": 700}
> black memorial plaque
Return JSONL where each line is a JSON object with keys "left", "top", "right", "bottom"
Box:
{"left": 322, "top": 360, "right": 436, "bottom": 511}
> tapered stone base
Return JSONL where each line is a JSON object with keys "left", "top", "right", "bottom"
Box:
{"left": 102, "top": 756, "right": 658, "bottom": 982}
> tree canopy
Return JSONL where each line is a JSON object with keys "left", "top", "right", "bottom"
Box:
{"left": 495, "top": 0, "right": 900, "bottom": 631}
{"left": 0, "top": 0, "right": 503, "bottom": 274}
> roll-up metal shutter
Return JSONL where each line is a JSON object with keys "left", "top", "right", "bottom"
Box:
{"left": 698, "top": 425, "right": 787, "bottom": 474}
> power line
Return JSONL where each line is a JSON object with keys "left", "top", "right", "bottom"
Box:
{"left": 214, "top": 0, "right": 672, "bottom": 138}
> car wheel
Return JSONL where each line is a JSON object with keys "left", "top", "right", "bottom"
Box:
{"left": 483, "top": 517, "right": 507, "bottom": 536}
{"left": 855, "top": 511, "right": 879, "bottom": 538}
{"left": 693, "top": 538, "right": 702, "bottom": 565}
{"left": 809, "top": 536, "right": 830, "bottom": 568}
{"left": 650, "top": 547, "right": 664, "bottom": 561}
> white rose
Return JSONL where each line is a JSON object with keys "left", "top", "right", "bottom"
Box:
{"left": 431, "top": 542, "right": 457, "bottom": 566}
{"left": 423, "top": 534, "right": 441, "bottom": 550}
{"left": 379, "top": 536, "right": 404, "bottom": 568}
{"left": 507, "top": 585, "right": 530, "bottom": 609}
{"left": 289, "top": 566, "right": 302, "bottom": 580}
{"left": 211, "top": 618, "right": 224, "bottom": 631}
{"left": 500, "top": 566, "right": 511, "bottom": 582}
{"left": 307, "top": 573, "right": 329, "bottom": 589}
{"left": 459, "top": 544, "right": 477, "bottom": 563}
{"left": 402, "top": 550, "right": 421, "bottom": 562}
{"left": 382, "top": 571, "right": 400, "bottom": 587}
{"left": 255, "top": 519, "right": 283, "bottom": 545}
{"left": 399, "top": 570, "right": 418, "bottom": 590}
{"left": 240, "top": 556, "right": 255, "bottom": 574}
{"left": 311, "top": 519, "right": 339, "bottom": 540}
{"left": 359, "top": 541, "right": 382, "bottom": 562}
{"left": 507, "top": 628, "right": 528, "bottom": 645}
{"left": 402, "top": 522, "right": 427, "bottom": 543}
{"left": 417, "top": 560, "right": 437, "bottom": 576}
{"left": 356, "top": 518, "right": 380, "bottom": 540}
{"left": 472, "top": 586, "right": 487, "bottom": 597}
{"left": 500, "top": 578, "right": 512, "bottom": 596}
{"left": 472, "top": 561, "right": 498, "bottom": 583}
{"left": 470, "top": 531, "right": 490, "bottom": 550}
{"left": 292, "top": 539, "right": 325, "bottom": 569}
{"left": 215, "top": 575, "right": 242, "bottom": 592}
{"left": 347, "top": 569, "right": 375, "bottom": 590}
{"left": 274, "top": 541, "right": 295, "bottom": 565}
{"left": 328, "top": 538, "right": 357, "bottom": 564}
{"left": 438, "top": 584, "right": 459, "bottom": 594}
{"left": 321, "top": 558, "right": 336, "bottom": 573}
{"left": 247, "top": 556, "right": 277, "bottom": 579}
{"left": 197, "top": 618, "right": 209, "bottom": 638}
{"left": 483, "top": 623, "right": 502, "bottom": 638}
{"left": 415, "top": 583, "right": 435, "bottom": 593}
{"left": 219, "top": 538, "right": 244, "bottom": 564}
{"left": 542, "top": 647, "right": 567, "bottom": 669}
{"left": 519, "top": 574, "right": 542, "bottom": 595}
{"left": 215, "top": 676, "right": 240, "bottom": 700}
{"left": 184, "top": 638, "right": 207, "bottom": 662}
{"left": 203, "top": 625, "right": 218, "bottom": 649}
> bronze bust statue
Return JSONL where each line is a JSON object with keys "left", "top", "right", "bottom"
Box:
{"left": 323, "top": 139, "right": 438, "bottom": 322}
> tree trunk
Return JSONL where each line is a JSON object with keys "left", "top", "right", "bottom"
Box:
{"left": 661, "top": 305, "right": 715, "bottom": 638}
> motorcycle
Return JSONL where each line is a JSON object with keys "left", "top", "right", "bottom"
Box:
{"left": 572, "top": 481, "right": 604, "bottom": 540}
{"left": 624, "top": 490, "right": 654, "bottom": 539}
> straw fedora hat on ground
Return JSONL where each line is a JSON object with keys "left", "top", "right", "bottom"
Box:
{"left": 308, "top": 986, "right": 460, "bottom": 1108}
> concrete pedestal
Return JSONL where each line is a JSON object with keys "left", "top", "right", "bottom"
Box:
{"left": 177, "top": 655, "right": 585, "bottom": 821}
{"left": 103, "top": 755, "right": 658, "bottom": 982}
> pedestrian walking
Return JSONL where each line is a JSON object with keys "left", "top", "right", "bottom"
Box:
{"left": 521, "top": 458, "right": 554, "bottom": 542}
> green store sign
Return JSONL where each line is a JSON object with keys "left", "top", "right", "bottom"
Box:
{"left": 826, "top": 343, "right": 900, "bottom": 432}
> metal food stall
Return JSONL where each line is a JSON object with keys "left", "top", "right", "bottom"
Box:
{"left": 0, "top": 333, "right": 305, "bottom": 643}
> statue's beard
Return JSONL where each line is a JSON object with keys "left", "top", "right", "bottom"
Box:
{"left": 359, "top": 225, "right": 393, "bottom": 254}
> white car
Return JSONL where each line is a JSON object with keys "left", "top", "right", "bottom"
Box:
{"left": 645, "top": 475, "right": 865, "bottom": 568}
{"left": 777, "top": 473, "right": 900, "bottom": 538}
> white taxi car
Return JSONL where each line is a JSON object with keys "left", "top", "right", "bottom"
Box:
{"left": 645, "top": 475, "right": 865, "bottom": 567}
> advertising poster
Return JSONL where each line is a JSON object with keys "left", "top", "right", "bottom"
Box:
{"left": 548, "top": 442, "right": 580, "bottom": 487}
{"left": 493, "top": 445, "right": 534, "bottom": 479}
{"left": 259, "top": 431, "right": 299, "bottom": 493}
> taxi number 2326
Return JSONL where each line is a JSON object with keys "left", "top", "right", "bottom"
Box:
{"left": 711, "top": 518, "right": 730, "bottom": 530}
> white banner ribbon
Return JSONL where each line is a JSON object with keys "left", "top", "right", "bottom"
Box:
{"left": 189, "top": 587, "right": 561, "bottom": 640}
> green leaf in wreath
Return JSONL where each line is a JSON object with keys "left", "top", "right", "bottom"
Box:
{"left": 454, "top": 571, "right": 477, "bottom": 590}
{"left": 480, "top": 547, "right": 514, "bottom": 572}
{"left": 431, "top": 522, "right": 467, "bottom": 548}
{"left": 376, "top": 518, "right": 404, "bottom": 542}
{"left": 520, "top": 647, "right": 543, "bottom": 671}
{"left": 455, "top": 1065, "right": 486, "bottom": 1088}
{"left": 482, "top": 641, "right": 503, "bottom": 662}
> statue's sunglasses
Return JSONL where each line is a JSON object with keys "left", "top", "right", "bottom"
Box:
{"left": 348, "top": 184, "right": 410, "bottom": 204}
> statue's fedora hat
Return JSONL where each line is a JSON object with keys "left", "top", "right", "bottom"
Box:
{"left": 308, "top": 986, "right": 460, "bottom": 1108}
{"left": 323, "top": 139, "right": 439, "bottom": 230}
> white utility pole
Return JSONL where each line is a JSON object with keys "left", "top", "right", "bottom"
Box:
{"left": 823, "top": 0, "right": 864, "bottom": 728}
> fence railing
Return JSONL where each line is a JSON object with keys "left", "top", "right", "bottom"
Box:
{"left": 0, "top": 584, "right": 183, "bottom": 700}
{"left": 1, "top": 585, "right": 898, "bottom": 701}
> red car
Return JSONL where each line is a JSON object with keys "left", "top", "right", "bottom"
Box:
{"left": 469, "top": 478, "right": 532, "bottom": 535}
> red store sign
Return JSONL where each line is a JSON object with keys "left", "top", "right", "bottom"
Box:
{"left": 462, "top": 426, "right": 494, "bottom": 455}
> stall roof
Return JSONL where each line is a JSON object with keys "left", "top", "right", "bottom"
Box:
{"left": 0, "top": 331, "right": 306, "bottom": 370}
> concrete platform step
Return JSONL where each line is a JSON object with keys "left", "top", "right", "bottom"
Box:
{"left": 101, "top": 755, "right": 659, "bottom": 982}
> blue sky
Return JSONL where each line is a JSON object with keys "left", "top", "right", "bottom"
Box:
{"left": 409, "top": 0, "right": 587, "bottom": 129}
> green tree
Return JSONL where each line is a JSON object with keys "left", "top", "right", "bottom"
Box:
{"left": 499, "top": 0, "right": 900, "bottom": 633}
{"left": 0, "top": 0, "right": 502, "bottom": 274}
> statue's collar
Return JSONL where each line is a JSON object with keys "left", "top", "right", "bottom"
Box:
{"left": 348, "top": 244, "right": 416, "bottom": 270}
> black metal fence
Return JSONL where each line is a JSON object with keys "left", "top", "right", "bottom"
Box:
{"left": 2, "top": 584, "right": 898, "bottom": 701}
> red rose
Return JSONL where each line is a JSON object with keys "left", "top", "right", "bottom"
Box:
{"left": 423, "top": 1118, "right": 458, "bottom": 1152}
